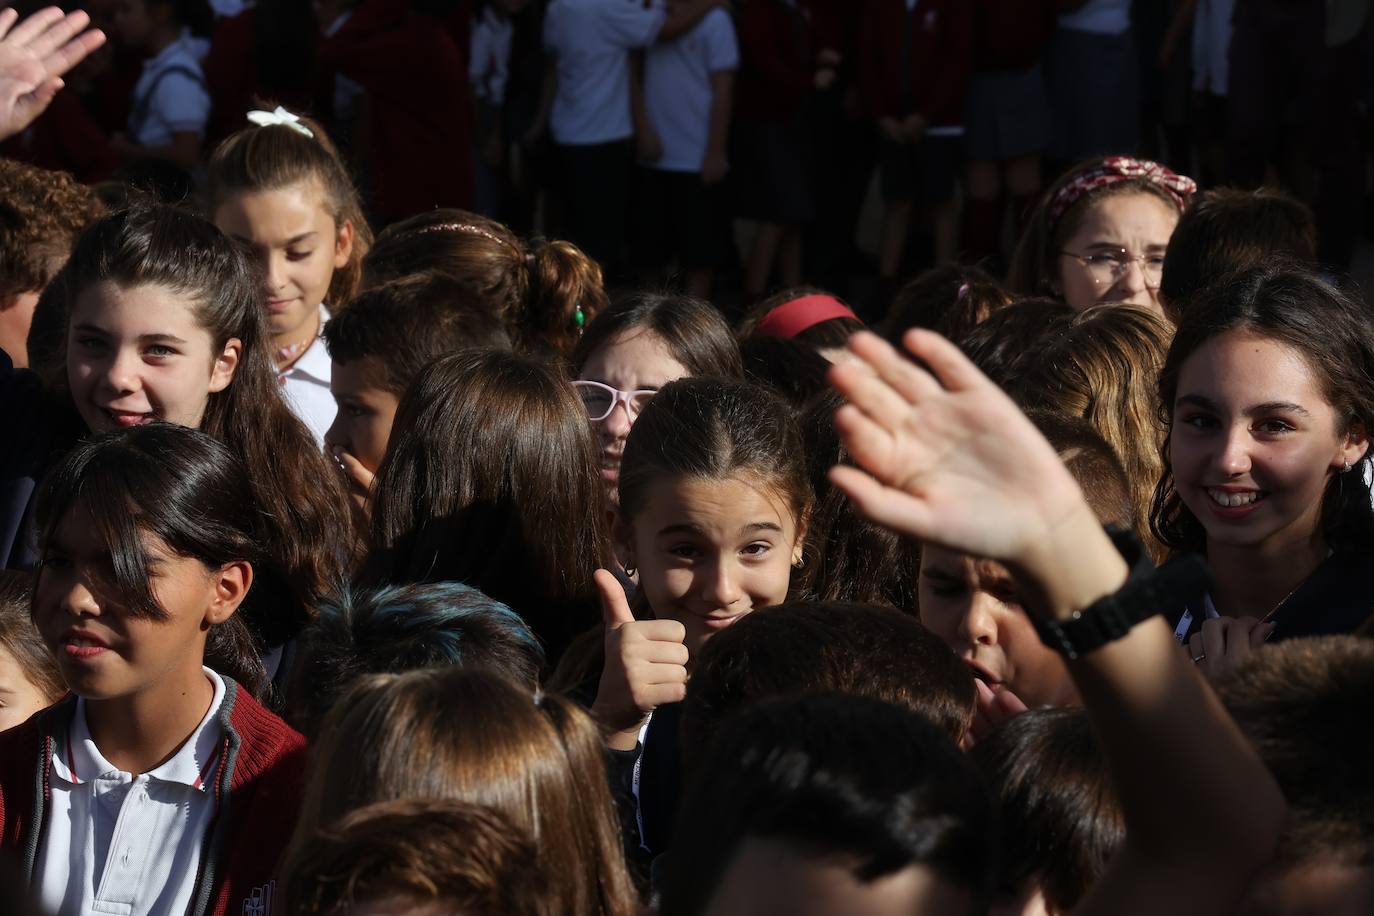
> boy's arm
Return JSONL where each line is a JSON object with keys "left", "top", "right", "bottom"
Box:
{"left": 630, "top": 50, "right": 661, "bottom": 163}
{"left": 658, "top": 0, "right": 725, "bottom": 42}
{"left": 828, "top": 330, "right": 1286, "bottom": 916}
{"left": 701, "top": 68, "right": 733, "bottom": 184}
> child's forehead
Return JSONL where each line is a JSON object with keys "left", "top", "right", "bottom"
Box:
{"left": 332, "top": 354, "right": 393, "bottom": 392}
{"left": 640, "top": 473, "right": 798, "bottom": 530}
{"left": 920, "top": 546, "right": 1014, "bottom": 584}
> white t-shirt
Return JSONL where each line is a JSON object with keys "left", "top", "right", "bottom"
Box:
{"left": 544, "top": 0, "right": 667, "bottom": 145}
{"left": 37, "top": 669, "right": 227, "bottom": 916}
{"left": 1191, "top": 0, "right": 1234, "bottom": 96}
{"left": 1058, "top": 0, "right": 1131, "bottom": 35}
{"left": 472, "top": 7, "right": 515, "bottom": 105}
{"left": 278, "top": 304, "right": 336, "bottom": 446}
{"left": 128, "top": 35, "right": 210, "bottom": 147}
{"left": 643, "top": 7, "right": 738, "bottom": 173}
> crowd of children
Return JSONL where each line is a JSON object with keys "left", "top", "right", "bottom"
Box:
{"left": 3, "top": 2, "right": 1374, "bottom": 916}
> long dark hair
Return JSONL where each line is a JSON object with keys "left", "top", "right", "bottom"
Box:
{"left": 1150, "top": 264, "right": 1374, "bottom": 555}
{"left": 361, "top": 349, "right": 609, "bottom": 661}
{"left": 56, "top": 206, "right": 353, "bottom": 641}
{"left": 32, "top": 424, "right": 302, "bottom": 695}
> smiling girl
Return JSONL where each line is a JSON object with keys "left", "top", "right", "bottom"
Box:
{"left": 590, "top": 378, "right": 811, "bottom": 861}
{"left": 1155, "top": 265, "right": 1374, "bottom": 670}
{"left": 209, "top": 110, "right": 372, "bottom": 444}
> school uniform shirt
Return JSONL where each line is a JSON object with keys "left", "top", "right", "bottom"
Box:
{"left": 1169, "top": 550, "right": 1374, "bottom": 644}
{"left": 857, "top": 0, "right": 975, "bottom": 129}
{"left": 471, "top": 7, "right": 514, "bottom": 106}
{"left": 1057, "top": 0, "right": 1130, "bottom": 35}
{"left": 543, "top": 0, "right": 667, "bottom": 145}
{"left": 277, "top": 305, "right": 336, "bottom": 446}
{"left": 0, "top": 676, "right": 307, "bottom": 916}
{"left": 36, "top": 669, "right": 227, "bottom": 916}
{"left": 128, "top": 34, "right": 211, "bottom": 147}
{"left": 642, "top": 6, "right": 738, "bottom": 173}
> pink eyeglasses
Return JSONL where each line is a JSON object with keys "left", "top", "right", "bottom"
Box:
{"left": 572, "top": 380, "right": 657, "bottom": 421}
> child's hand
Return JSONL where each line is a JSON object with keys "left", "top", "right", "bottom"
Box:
{"left": 965, "top": 679, "right": 1029, "bottom": 747}
{"left": 701, "top": 149, "right": 727, "bottom": 185}
{"left": 900, "top": 112, "right": 927, "bottom": 143}
{"left": 590, "top": 569, "right": 689, "bottom": 751}
{"left": 330, "top": 444, "right": 375, "bottom": 497}
{"left": 1188, "top": 617, "right": 1274, "bottom": 682}
{"left": 636, "top": 125, "right": 663, "bottom": 164}
{"left": 828, "top": 330, "right": 1087, "bottom": 574}
{"left": 878, "top": 116, "right": 905, "bottom": 143}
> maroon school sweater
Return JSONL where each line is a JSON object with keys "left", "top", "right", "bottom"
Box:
{"left": 857, "top": 0, "right": 975, "bottom": 127}
{"left": 0, "top": 680, "right": 307, "bottom": 916}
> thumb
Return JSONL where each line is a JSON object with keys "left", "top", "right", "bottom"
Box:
{"left": 595, "top": 568, "right": 635, "bottom": 629}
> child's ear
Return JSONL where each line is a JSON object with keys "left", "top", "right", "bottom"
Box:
{"left": 204, "top": 560, "right": 253, "bottom": 626}
{"left": 611, "top": 511, "right": 635, "bottom": 570}
{"left": 332, "top": 218, "right": 356, "bottom": 270}
{"left": 208, "top": 337, "right": 242, "bottom": 394}
{"left": 1339, "top": 420, "right": 1370, "bottom": 470}
{"left": 791, "top": 508, "right": 811, "bottom": 567}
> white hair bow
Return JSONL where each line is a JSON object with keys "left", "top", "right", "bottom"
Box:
{"left": 245, "top": 106, "right": 314, "bottom": 139}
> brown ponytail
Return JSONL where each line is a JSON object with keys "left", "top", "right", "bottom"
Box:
{"left": 524, "top": 237, "right": 608, "bottom": 357}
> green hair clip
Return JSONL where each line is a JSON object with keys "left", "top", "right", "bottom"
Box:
{"left": 574, "top": 304, "right": 586, "bottom": 330}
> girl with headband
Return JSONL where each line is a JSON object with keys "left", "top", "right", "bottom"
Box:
{"left": 738, "top": 286, "right": 865, "bottom": 363}
{"left": 1008, "top": 156, "right": 1197, "bottom": 318}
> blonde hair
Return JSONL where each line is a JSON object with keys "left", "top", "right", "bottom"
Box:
{"left": 289, "top": 668, "right": 637, "bottom": 916}
{"left": 1012, "top": 304, "right": 1173, "bottom": 560}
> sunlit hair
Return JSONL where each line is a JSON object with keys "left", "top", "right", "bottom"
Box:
{"left": 282, "top": 799, "right": 556, "bottom": 916}
{"left": 1151, "top": 264, "right": 1374, "bottom": 555}
{"left": 362, "top": 349, "right": 608, "bottom": 661}
{"left": 289, "top": 668, "right": 637, "bottom": 916}
{"left": 1012, "top": 305, "right": 1172, "bottom": 559}
{"left": 572, "top": 290, "right": 743, "bottom": 379}
{"left": 363, "top": 209, "right": 608, "bottom": 357}
{"left": 288, "top": 581, "right": 544, "bottom": 736}
{"left": 882, "top": 264, "right": 1012, "bottom": 345}
{"left": 207, "top": 116, "right": 372, "bottom": 305}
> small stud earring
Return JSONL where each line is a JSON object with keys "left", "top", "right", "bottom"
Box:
{"left": 623, "top": 561, "right": 637, "bottom": 577}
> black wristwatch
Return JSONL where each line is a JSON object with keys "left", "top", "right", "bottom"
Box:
{"left": 1034, "top": 528, "right": 1210, "bottom": 660}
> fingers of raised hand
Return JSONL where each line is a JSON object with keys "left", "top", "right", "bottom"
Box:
{"left": 843, "top": 330, "right": 942, "bottom": 405}
{"left": 5, "top": 7, "right": 64, "bottom": 48}
{"left": 28, "top": 10, "right": 90, "bottom": 59}
{"left": 41, "top": 25, "right": 104, "bottom": 78}
{"left": 0, "top": 9, "right": 18, "bottom": 41}
{"left": 594, "top": 568, "right": 636, "bottom": 629}
{"left": 828, "top": 464, "right": 936, "bottom": 542}
{"left": 900, "top": 328, "right": 989, "bottom": 394}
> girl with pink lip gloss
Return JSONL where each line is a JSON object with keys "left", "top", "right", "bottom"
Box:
{"left": 7, "top": 205, "right": 352, "bottom": 700}
{"left": 208, "top": 109, "right": 372, "bottom": 445}
{"left": 1155, "top": 264, "right": 1374, "bottom": 673}
{"left": 584, "top": 377, "right": 810, "bottom": 866}
{"left": 0, "top": 423, "right": 306, "bottom": 916}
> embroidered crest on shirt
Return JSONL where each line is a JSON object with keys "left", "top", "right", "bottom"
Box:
{"left": 244, "top": 881, "right": 275, "bottom": 916}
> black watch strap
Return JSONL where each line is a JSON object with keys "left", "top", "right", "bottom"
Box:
{"left": 1034, "top": 528, "right": 1210, "bottom": 660}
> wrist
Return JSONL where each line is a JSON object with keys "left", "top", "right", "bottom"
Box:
{"left": 1012, "top": 502, "right": 1129, "bottom": 622}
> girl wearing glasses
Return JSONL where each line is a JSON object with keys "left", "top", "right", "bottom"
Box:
{"left": 1009, "top": 156, "right": 1196, "bottom": 318}
{"left": 571, "top": 294, "right": 743, "bottom": 513}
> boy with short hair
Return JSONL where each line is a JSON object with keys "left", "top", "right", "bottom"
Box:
{"left": 321, "top": 272, "right": 510, "bottom": 503}
{"left": 0, "top": 159, "right": 103, "bottom": 369}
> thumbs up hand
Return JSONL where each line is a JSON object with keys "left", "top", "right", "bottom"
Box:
{"left": 590, "top": 568, "right": 690, "bottom": 751}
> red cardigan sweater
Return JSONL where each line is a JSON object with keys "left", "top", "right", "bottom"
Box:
{"left": 0, "top": 681, "right": 307, "bottom": 916}
{"left": 857, "top": 0, "right": 975, "bottom": 128}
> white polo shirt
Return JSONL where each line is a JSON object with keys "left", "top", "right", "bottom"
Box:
{"left": 128, "top": 34, "right": 210, "bottom": 147}
{"left": 37, "top": 668, "right": 226, "bottom": 916}
{"left": 544, "top": 0, "right": 666, "bottom": 145}
{"left": 278, "top": 304, "right": 337, "bottom": 446}
{"left": 643, "top": 7, "right": 738, "bottom": 173}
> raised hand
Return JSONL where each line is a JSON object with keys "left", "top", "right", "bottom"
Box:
{"left": 828, "top": 330, "right": 1087, "bottom": 567}
{"left": 0, "top": 7, "right": 106, "bottom": 141}
{"left": 965, "top": 679, "right": 1029, "bottom": 747}
{"left": 589, "top": 569, "right": 689, "bottom": 751}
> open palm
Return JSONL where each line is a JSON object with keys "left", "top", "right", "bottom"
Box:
{"left": 0, "top": 7, "right": 105, "bottom": 141}
{"left": 828, "top": 330, "right": 1085, "bottom": 565}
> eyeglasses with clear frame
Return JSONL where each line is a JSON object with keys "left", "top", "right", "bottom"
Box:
{"left": 572, "top": 380, "right": 657, "bottom": 422}
{"left": 1059, "top": 247, "right": 1167, "bottom": 289}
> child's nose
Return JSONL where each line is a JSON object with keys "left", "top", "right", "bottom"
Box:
{"left": 100, "top": 350, "right": 140, "bottom": 394}
{"left": 957, "top": 594, "right": 999, "bottom": 648}
{"left": 700, "top": 561, "right": 745, "bottom": 608}
{"left": 1215, "top": 427, "right": 1253, "bottom": 476}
